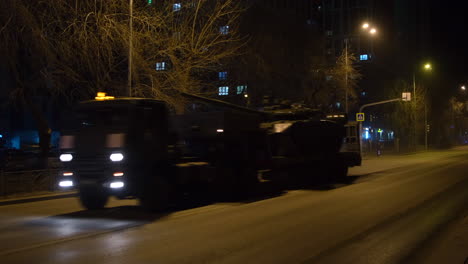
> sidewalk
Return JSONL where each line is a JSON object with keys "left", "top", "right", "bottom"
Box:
{"left": 351, "top": 146, "right": 468, "bottom": 177}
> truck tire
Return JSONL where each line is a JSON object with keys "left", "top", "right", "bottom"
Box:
{"left": 79, "top": 185, "right": 108, "bottom": 210}
{"left": 139, "top": 176, "right": 171, "bottom": 212}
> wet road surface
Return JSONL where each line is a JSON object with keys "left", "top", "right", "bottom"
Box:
{"left": 0, "top": 147, "right": 467, "bottom": 264}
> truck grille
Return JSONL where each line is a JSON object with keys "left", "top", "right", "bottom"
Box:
{"left": 73, "top": 155, "right": 109, "bottom": 178}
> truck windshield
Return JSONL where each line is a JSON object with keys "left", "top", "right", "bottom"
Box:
{"left": 76, "top": 107, "right": 130, "bottom": 129}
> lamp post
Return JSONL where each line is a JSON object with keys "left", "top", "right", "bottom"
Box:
{"left": 345, "top": 38, "right": 348, "bottom": 113}
{"left": 413, "top": 63, "right": 432, "bottom": 151}
{"left": 127, "top": 0, "right": 133, "bottom": 97}
{"left": 344, "top": 22, "right": 377, "bottom": 113}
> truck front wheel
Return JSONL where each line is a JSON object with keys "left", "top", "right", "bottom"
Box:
{"left": 79, "top": 185, "right": 109, "bottom": 210}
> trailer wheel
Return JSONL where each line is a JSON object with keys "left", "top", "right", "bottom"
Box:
{"left": 139, "top": 176, "right": 171, "bottom": 212}
{"left": 79, "top": 185, "right": 108, "bottom": 210}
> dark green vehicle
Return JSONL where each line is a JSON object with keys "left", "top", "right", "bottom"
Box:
{"left": 58, "top": 95, "right": 261, "bottom": 211}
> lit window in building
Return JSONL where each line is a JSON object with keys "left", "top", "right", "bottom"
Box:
{"left": 360, "top": 54, "right": 369, "bottom": 61}
{"left": 236, "top": 85, "right": 247, "bottom": 94}
{"left": 155, "top": 62, "right": 166, "bottom": 71}
{"left": 173, "top": 3, "right": 181, "bottom": 11}
{"left": 218, "top": 71, "right": 227, "bottom": 80}
{"left": 218, "top": 86, "right": 229, "bottom": 96}
{"left": 336, "top": 102, "right": 341, "bottom": 108}
{"left": 220, "top": 25, "right": 230, "bottom": 35}
{"left": 187, "top": 1, "right": 196, "bottom": 8}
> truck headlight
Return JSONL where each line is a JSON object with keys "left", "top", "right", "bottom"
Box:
{"left": 110, "top": 181, "right": 124, "bottom": 189}
{"left": 110, "top": 153, "right": 124, "bottom": 162}
{"left": 59, "top": 154, "right": 73, "bottom": 162}
{"left": 59, "top": 180, "right": 73, "bottom": 187}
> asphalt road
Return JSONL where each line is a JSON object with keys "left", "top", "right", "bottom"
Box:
{"left": 0, "top": 147, "right": 467, "bottom": 264}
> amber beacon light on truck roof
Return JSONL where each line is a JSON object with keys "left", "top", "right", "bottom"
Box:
{"left": 95, "top": 92, "right": 115, "bottom": 100}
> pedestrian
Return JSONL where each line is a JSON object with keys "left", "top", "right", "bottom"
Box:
{"left": 376, "top": 141, "right": 383, "bottom": 156}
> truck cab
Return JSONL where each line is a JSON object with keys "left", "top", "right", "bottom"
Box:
{"left": 58, "top": 97, "right": 171, "bottom": 209}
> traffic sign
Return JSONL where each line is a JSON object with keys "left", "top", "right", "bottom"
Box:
{"left": 356, "top": 113, "right": 365, "bottom": 122}
{"left": 402, "top": 92, "right": 411, "bottom": 101}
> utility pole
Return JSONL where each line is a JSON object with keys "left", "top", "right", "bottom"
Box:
{"left": 345, "top": 38, "right": 349, "bottom": 114}
{"left": 413, "top": 73, "right": 417, "bottom": 150}
{"left": 128, "top": 0, "right": 133, "bottom": 97}
{"left": 425, "top": 103, "right": 428, "bottom": 150}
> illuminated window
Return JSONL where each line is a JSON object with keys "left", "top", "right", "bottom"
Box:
{"left": 187, "top": 1, "right": 196, "bottom": 8}
{"left": 155, "top": 62, "right": 166, "bottom": 71}
{"left": 218, "top": 71, "right": 227, "bottom": 80}
{"left": 236, "top": 85, "right": 247, "bottom": 94}
{"left": 360, "top": 54, "right": 369, "bottom": 61}
{"left": 218, "top": 86, "right": 229, "bottom": 96}
{"left": 173, "top": 3, "right": 181, "bottom": 11}
{"left": 220, "top": 25, "right": 229, "bottom": 35}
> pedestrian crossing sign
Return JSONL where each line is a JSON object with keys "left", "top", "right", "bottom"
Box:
{"left": 356, "top": 113, "right": 365, "bottom": 122}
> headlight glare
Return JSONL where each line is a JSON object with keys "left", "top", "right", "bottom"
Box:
{"left": 59, "top": 154, "right": 73, "bottom": 162}
{"left": 110, "top": 181, "right": 124, "bottom": 188}
{"left": 110, "top": 153, "right": 124, "bottom": 162}
{"left": 59, "top": 180, "right": 73, "bottom": 187}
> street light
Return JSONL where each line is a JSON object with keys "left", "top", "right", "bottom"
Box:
{"left": 369, "top": 28, "right": 377, "bottom": 35}
{"left": 424, "top": 63, "right": 432, "bottom": 71}
{"left": 362, "top": 23, "right": 370, "bottom": 29}
{"left": 461, "top": 85, "right": 466, "bottom": 91}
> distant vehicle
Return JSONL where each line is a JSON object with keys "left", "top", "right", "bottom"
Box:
{"left": 58, "top": 93, "right": 361, "bottom": 211}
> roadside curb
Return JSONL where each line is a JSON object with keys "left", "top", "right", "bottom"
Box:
{"left": 0, "top": 191, "right": 77, "bottom": 206}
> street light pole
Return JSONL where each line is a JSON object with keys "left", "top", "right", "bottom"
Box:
{"left": 425, "top": 103, "right": 428, "bottom": 150}
{"left": 413, "top": 73, "right": 417, "bottom": 150}
{"left": 128, "top": 0, "right": 133, "bottom": 97}
{"left": 345, "top": 38, "right": 348, "bottom": 114}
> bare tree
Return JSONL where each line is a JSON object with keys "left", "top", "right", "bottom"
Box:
{"left": 137, "top": 0, "right": 246, "bottom": 111}
{"left": 385, "top": 79, "right": 428, "bottom": 150}
{"left": 331, "top": 50, "right": 362, "bottom": 110}
{"left": 0, "top": 0, "right": 245, "bottom": 158}
{"left": 303, "top": 49, "right": 361, "bottom": 112}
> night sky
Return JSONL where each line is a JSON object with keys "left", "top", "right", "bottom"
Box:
{"left": 428, "top": 0, "right": 468, "bottom": 91}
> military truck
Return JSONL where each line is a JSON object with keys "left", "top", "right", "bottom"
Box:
{"left": 58, "top": 93, "right": 360, "bottom": 210}
{"left": 58, "top": 94, "right": 263, "bottom": 210}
